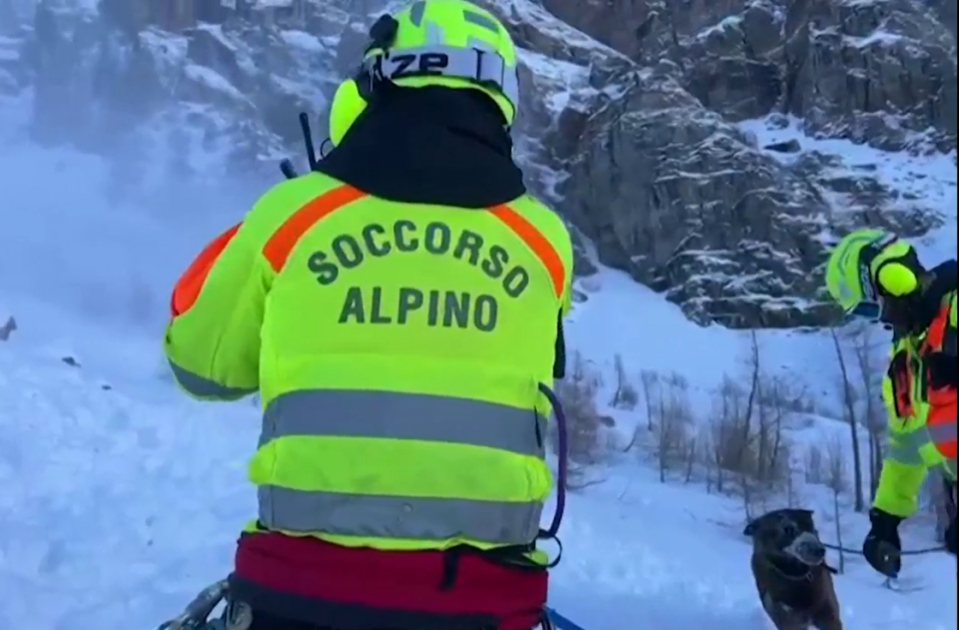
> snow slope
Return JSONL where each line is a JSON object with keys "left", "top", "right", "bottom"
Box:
{"left": 1, "top": 330, "right": 956, "bottom": 630}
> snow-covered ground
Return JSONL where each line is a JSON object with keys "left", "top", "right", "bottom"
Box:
{"left": 0, "top": 326, "right": 956, "bottom": 630}
{"left": 1, "top": 328, "right": 955, "bottom": 630}
{"left": 1, "top": 89, "right": 957, "bottom": 629}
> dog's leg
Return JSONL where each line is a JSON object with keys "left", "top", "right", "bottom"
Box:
{"left": 762, "top": 595, "right": 809, "bottom": 630}
{"left": 813, "top": 564, "right": 842, "bottom": 630}
{"left": 812, "top": 612, "right": 842, "bottom": 630}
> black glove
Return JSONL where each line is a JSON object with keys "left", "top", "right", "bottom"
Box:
{"left": 863, "top": 508, "right": 902, "bottom": 577}
{"left": 946, "top": 516, "right": 957, "bottom": 556}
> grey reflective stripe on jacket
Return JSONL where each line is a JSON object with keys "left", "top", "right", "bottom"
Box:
{"left": 930, "top": 420, "right": 958, "bottom": 441}
{"left": 887, "top": 423, "right": 958, "bottom": 482}
{"left": 258, "top": 389, "right": 546, "bottom": 456}
{"left": 259, "top": 486, "right": 544, "bottom": 544}
{"left": 930, "top": 421, "right": 958, "bottom": 476}
{"left": 169, "top": 361, "right": 256, "bottom": 400}
{"left": 257, "top": 389, "right": 548, "bottom": 546}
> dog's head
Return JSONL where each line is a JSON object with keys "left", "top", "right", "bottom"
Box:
{"left": 744, "top": 508, "right": 826, "bottom": 567}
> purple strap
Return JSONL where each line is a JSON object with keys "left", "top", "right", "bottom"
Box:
{"left": 538, "top": 382, "right": 566, "bottom": 537}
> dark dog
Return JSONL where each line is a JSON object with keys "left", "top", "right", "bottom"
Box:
{"left": 744, "top": 509, "right": 842, "bottom": 630}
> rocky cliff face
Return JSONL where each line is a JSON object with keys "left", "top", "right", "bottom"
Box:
{"left": 537, "top": 0, "right": 955, "bottom": 326}
{"left": 4, "top": 0, "right": 956, "bottom": 328}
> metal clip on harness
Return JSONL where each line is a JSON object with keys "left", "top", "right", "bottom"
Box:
{"left": 157, "top": 580, "right": 251, "bottom": 630}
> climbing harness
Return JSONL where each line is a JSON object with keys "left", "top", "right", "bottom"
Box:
{"left": 159, "top": 580, "right": 580, "bottom": 630}
{"left": 156, "top": 580, "right": 251, "bottom": 630}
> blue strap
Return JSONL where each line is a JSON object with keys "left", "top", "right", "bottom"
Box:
{"left": 544, "top": 606, "right": 588, "bottom": 630}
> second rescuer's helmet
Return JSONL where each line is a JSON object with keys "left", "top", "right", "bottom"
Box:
{"left": 327, "top": 0, "right": 519, "bottom": 147}
{"left": 825, "top": 228, "right": 921, "bottom": 321}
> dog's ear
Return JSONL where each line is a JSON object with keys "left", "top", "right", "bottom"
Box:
{"left": 744, "top": 520, "right": 756, "bottom": 537}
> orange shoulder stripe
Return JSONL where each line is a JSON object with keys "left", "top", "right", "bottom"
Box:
{"left": 171, "top": 223, "right": 242, "bottom": 317}
{"left": 262, "top": 185, "right": 368, "bottom": 272}
{"left": 489, "top": 204, "right": 566, "bottom": 298}
{"left": 924, "top": 304, "right": 951, "bottom": 351}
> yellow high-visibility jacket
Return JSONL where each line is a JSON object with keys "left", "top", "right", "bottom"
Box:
{"left": 875, "top": 290, "right": 957, "bottom": 517}
{"left": 163, "top": 172, "right": 574, "bottom": 552}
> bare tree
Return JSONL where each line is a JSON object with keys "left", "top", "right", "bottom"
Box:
{"left": 614, "top": 368, "right": 659, "bottom": 453}
{"left": 848, "top": 322, "right": 887, "bottom": 500}
{"left": 738, "top": 331, "right": 761, "bottom": 469}
{"left": 708, "top": 376, "right": 744, "bottom": 495}
{"left": 639, "top": 369, "right": 659, "bottom": 432}
{"left": 652, "top": 373, "right": 693, "bottom": 483}
{"left": 682, "top": 431, "right": 698, "bottom": 484}
{"left": 805, "top": 443, "right": 827, "bottom": 486}
{"left": 824, "top": 436, "right": 849, "bottom": 572}
{"left": 739, "top": 332, "right": 765, "bottom": 519}
{"left": 622, "top": 423, "right": 641, "bottom": 454}
{"left": 759, "top": 373, "right": 815, "bottom": 414}
{"left": 708, "top": 389, "right": 791, "bottom": 518}
{"left": 553, "top": 351, "right": 606, "bottom": 489}
{"left": 755, "top": 375, "right": 795, "bottom": 489}
{"left": 708, "top": 374, "right": 758, "bottom": 497}
{"left": 831, "top": 328, "right": 865, "bottom": 512}
{"left": 610, "top": 354, "right": 639, "bottom": 410}
{"left": 702, "top": 333, "right": 797, "bottom": 512}
{"left": 703, "top": 430, "right": 717, "bottom": 494}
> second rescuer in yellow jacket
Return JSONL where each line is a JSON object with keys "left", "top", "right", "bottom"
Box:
{"left": 163, "top": 2, "right": 574, "bottom": 630}
{"left": 826, "top": 229, "right": 957, "bottom": 578}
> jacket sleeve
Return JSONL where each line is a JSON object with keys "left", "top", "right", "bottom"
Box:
{"left": 925, "top": 291, "right": 958, "bottom": 391}
{"left": 164, "top": 220, "right": 273, "bottom": 401}
{"left": 923, "top": 292, "right": 957, "bottom": 467}
{"left": 875, "top": 293, "right": 958, "bottom": 518}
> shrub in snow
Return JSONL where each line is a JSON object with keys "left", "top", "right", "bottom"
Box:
{"left": 552, "top": 352, "right": 607, "bottom": 490}
{"left": 553, "top": 351, "right": 605, "bottom": 464}
{"left": 609, "top": 354, "right": 638, "bottom": 411}
{"left": 0, "top": 316, "right": 16, "bottom": 342}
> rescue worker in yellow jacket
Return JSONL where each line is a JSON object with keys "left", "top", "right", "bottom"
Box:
{"left": 825, "top": 229, "right": 957, "bottom": 578}
{"left": 163, "top": 2, "right": 574, "bottom": 629}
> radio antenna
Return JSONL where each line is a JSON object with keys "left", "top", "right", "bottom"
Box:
{"left": 299, "top": 112, "right": 318, "bottom": 171}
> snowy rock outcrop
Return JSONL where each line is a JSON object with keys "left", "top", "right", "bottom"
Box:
{"left": 5, "top": 0, "right": 956, "bottom": 328}
{"left": 540, "top": 0, "right": 954, "bottom": 327}
{"left": 544, "top": 0, "right": 956, "bottom": 151}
